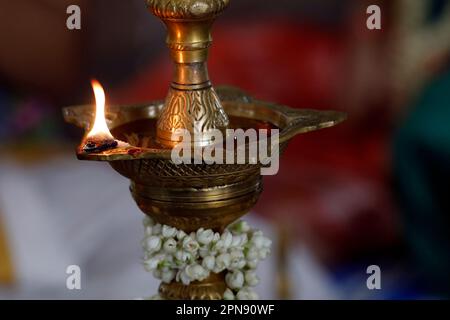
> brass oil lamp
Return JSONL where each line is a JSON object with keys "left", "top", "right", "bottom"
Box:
{"left": 63, "top": 0, "right": 345, "bottom": 299}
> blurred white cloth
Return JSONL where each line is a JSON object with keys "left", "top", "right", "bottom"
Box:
{"left": 0, "top": 155, "right": 339, "bottom": 299}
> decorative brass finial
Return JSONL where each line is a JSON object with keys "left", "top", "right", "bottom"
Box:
{"left": 146, "top": 0, "right": 230, "bottom": 147}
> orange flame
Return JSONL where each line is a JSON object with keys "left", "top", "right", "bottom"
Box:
{"left": 86, "top": 79, "right": 114, "bottom": 139}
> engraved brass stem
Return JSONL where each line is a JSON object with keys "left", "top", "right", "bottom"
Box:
{"left": 146, "top": 0, "right": 230, "bottom": 147}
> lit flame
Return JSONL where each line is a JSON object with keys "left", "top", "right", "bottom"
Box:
{"left": 87, "top": 79, "right": 113, "bottom": 139}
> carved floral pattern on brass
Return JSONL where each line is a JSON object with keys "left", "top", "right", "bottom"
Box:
{"left": 142, "top": 217, "right": 270, "bottom": 300}
{"left": 157, "top": 87, "right": 229, "bottom": 145}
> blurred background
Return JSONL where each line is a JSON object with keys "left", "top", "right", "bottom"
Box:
{"left": 1, "top": 0, "right": 449, "bottom": 299}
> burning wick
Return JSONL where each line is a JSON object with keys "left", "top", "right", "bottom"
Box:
{"left": 83, "top": 79, "right": 118, "bottom": 153}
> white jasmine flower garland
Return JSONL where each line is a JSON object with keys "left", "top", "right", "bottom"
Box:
{"left": 142, "top": 217, "right": 271, "bottom": 300}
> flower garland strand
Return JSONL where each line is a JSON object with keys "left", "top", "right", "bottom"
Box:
{"left": 142, "top": 216, "right": 272, "bottom": 300}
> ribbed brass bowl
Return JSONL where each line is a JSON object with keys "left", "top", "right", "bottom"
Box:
{"left": 64, "top": 86, "right": 344, "bottom": 234}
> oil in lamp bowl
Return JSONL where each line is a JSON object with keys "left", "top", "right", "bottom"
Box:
{"left": 63, "top": 87, "right": 345, "bottom": 300}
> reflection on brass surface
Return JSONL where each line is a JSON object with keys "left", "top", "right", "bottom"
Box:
{"left": 64, "top": 0, "right": 346, "bottom": 300}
